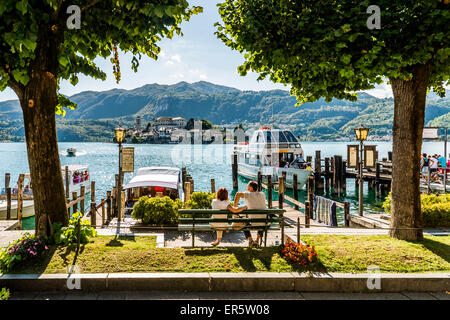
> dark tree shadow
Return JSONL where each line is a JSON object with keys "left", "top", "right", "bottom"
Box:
{"left": 106, "top": 235, "right": 136, "bottom": 247}
{"left": 409, "top": 237, "right": 450, "bottom": 263}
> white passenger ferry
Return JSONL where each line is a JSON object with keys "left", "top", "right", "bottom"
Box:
{"left": 233, "top": 127, "right": 312, "bottom": 189}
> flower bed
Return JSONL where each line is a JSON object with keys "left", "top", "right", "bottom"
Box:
{"left": 281, "top": 237, "right": 318, "bottom": 266}
{"left": 0, "top": 233, "right": 49, "bottom": 273}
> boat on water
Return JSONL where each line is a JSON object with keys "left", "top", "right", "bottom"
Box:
{"left": 233, "top": 127, "right": 312, "bottom": 189}
{"left": 67, "top": 148, "right": 76, "bottom": 156}
{"left": 123, "top": 166, "right": 184, "bottom": 213}
{"left": 0, "top": 165, "right": 91, "bottom": 220}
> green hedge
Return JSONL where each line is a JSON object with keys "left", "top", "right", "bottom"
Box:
{"left": 383, "top": 193, "right": 450, "bottom": 227}
{"left": 132, "top": 196, "right": 183, "bottom": 225}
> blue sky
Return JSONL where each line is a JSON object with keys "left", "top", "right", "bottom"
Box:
{"left": 0, "top": 0, "right": 399, "bottom": 102}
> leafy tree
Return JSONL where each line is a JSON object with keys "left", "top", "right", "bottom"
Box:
{"left": 0, "top": 0, "right": 202, "bottom": 237}
{"left": 216, "top": 0, "right": 450, "bottom": 240}
{"left": 185, "top": 117, "right": 213, "bottom": 130}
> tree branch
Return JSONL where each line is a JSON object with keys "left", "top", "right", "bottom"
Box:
{"left": 81, "top": 0, "right": 101, "bottom": 12}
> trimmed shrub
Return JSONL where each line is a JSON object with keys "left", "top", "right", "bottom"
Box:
{"left": 383, "top": 193, "right": 450, "bottom": 227}
{"left": 132, "top": 196, "right": 183, "bottom": 225}
{"left": 184, "top": 191, "right": 216, "bottom": 209}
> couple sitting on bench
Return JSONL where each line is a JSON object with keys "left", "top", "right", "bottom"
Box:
{"left": 210, "top": 181, "right": 267, "bottom": 247}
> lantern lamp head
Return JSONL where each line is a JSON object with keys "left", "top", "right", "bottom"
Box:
{"left": 114, "top": 126, "right": 126, "bottom": 144}
{"left": 354, "top": 124, "right": 370, "bottom": 142}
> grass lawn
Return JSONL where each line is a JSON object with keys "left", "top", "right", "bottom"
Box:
{"left": 9, "top": 235, "right": 450, "bottom": 274}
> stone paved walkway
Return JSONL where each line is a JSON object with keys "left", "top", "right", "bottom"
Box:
{"left": 8, "top": 290, "right": 450, "bottom": 300}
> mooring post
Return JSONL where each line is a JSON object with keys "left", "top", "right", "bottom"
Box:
{"left": 315, "top": 150, "right": 324, "bottom": 192}
{"left": 72, "top": 192, "right": 78, "bottom": 214}
{"left": 106, "top": 191, "right": 112, "bottom": 222}
{"left": 232, "top": 153, "right": 238, "bottom": 189}
{"left": 80, "top": 186, "right": 85, "bottom": 215}
{"left": 184, "top": 182, "right": 191, "bottom": 202}
{"left": 278, "top": 177, "right": 284, "bottom": 209}
{"left": 114, "top": 174, "right": 119, "bottom": 216}
{"left": 267, "top": 175, "right": 272, "bottom": 209}
{"left": 297, "top": 217, "right": 301, "bottom": 243}
{"left": 293, "top": 173, "right": 299, "bottom": 210}
{"left": 344, "top": 201, "right": 350, "bottom": 227}
{"left": 90, "top": 181, "right": 96, "bottom": 227}
{"left": 210, "top": 178, "right": 216, "bottom": 193}
{"left": 64, "top": 166, "right": 69, "bottom": 200}
{"left": 112, "top": 187, "right": 116, "bottom": 218}
{"left": 182, "top": 167, "right": 186, "bottom": 186}
{"left": 324, "top": 158, "right": 330, "bottom": 191}
{"left": 257, "top": 170, "right": 262, "bottom": 192}
{"left": 17, "top": 174, "right": 24, "bottom": 229}
{"left": 342, "top": 160, "right": 347, "bottom": 191}
{"left": 5, "top": 173, "right": 10, "bottom": 189}
{"left": 304, "top": 200, "right": 310, "bottom": 228}
{"left": 101, "top": 198, "right": 106, "bottom": 227}
{"left": 307, "top": 175, "right": 314, "bottom": 225}
{"left": 6, "top": 187, "right": 11, "bottom": 220}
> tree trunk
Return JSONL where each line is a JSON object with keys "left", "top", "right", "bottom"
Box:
{"left": 18, "top": 71, "right": 68, "bottom": 238}
{"left": 389, "top": 63, "right": 431, "bottom": 241}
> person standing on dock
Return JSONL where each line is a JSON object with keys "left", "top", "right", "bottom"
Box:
{"left": 233, "top": 181, "right": 267, "bottom": 247}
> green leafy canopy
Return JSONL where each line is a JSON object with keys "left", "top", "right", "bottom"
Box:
{"left": 0, "top": 0, "right": 202, "bottom": 95}
{"left": 215, "top": 0, "right": 450, "bottom": 104}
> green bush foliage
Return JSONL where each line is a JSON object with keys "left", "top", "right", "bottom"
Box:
{"left": 132, "top": 196, "right": 183, "bottom": 225}
{"left": 0, "top": 288, "right": 10, "bottom": 300}
{"left": 383, "top": 193, "right": 450, "bottom": 227}
{"left": 184, "top": 192, "right": 216, "bottom": 209}
{"left": 51, "top": 212, "right": 97, "bottom": 245}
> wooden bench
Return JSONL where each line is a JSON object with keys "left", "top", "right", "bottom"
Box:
{"left": 178, "top": 209, "right": 286, "bottom": 247}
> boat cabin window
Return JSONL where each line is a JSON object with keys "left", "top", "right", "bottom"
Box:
{"left": 245, "top": 153, "right": 250, "bottom": 164}
{"left": 279, "top": 153, "right": 294, "bottom": 167}
{"left": 72, "top": 170, "right": 89, "bottom": 185}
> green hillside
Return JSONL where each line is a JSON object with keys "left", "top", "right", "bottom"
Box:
{"left": 0, "top": 81, "right": 448, "bottom": 142}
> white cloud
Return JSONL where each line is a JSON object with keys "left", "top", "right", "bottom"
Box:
{"left": 171, "top": 54, "right": 181, "bottom": 63}
{"left": 171, "top": 73, "right": 185, "bottom": 80}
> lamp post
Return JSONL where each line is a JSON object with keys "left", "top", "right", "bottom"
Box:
{"left": 354, "top": 124, "right": 370, "bottom": 217}
{"left": 114, "top": 126, "right": 126, "bottom": 221}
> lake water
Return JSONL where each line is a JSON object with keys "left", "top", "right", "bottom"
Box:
{"left": 1, "top": 141, "right": 448, "bottom": 228}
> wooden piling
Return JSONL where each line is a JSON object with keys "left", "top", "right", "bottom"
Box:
{"left": 17, "top": 174, "right": 24, "bottom": 229}
{"left": 324, "top": 158, "right": 330, "bottom": 191}
{"left": 5, "top": 173, "right": 10, "bottom": 189}
{"left": 293, "top": 174, "right": 299, "bottom": 210}
{"left": 114, "top": 174, "right": 119, "bottom": 216}
{"left": 90, "top": 181, "right": 96, "bottom": 227}
{"left": 80, "top": 186, "right": 85, "bottom": 215}
{"left": 315, "top": 150, "right": 324, "bottom": 192}
{"left": 6, "top": 187, "right": 11, "bottom": 220}
{"left": 210, "top": 179, "right": 215, "bottom": 193}
{"left": 344, "top": 201, "right": 350, "bottom": 227}
{"left": 304, "top": 200, "right": 310, "bottom": 228}
{"left": 65, "top": 166, "right": 69, "bottom": 200}
{"left": 342, "top": 160, "right": 347, "bottom": 191}
{"left": 333, "top": 155, "right": 343, "bottom": 195}
{"left": 297, "top": 217, "right": 301, "bottom": 243}
{"left": 232, "top": 154, "right": 238, "bottom": 189}
{"left": 121, "top": 191, "right": 125, "bottom": 220}
{"left": 72, "top": 192, "right": 78, "bottom": 214}
{"left": 257, "top": 170, "right": 262, "bottom": 192}
{"left": 267, "top": 175, "right": 272, "bottom": 209}
{"left": 375, "top": 162, "right": 381, "bottom": 198}
{"left": 184, "top": 182, "right": 191, "bottom": 202}
{"left": 101, "top": 198, "right": 106, "bottom": 227}
{"left": 278, "top": 177, "right": 284, "bottom": 209}
{"left": 182, "top": 167, "right": 186, "bottom": 186}
{"left": 307, "top": 175, "right": 314, "bottom": 227}
{"left": 106, "top": 191, "right": 112, "bottom": 221}
{"left": 112, "top": 187, "right": 116, "bottom": 218}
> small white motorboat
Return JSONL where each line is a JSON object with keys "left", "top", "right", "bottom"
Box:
{"left": 67, "top": 148, "right": 76, "bottom": 156}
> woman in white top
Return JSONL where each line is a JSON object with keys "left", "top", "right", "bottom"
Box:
{"left": 211, "top": 187, "right": 247, "bottom": 246}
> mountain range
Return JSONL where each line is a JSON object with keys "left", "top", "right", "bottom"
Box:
{"left": 0, "top": 81, "right": 449, "bottom": 142}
